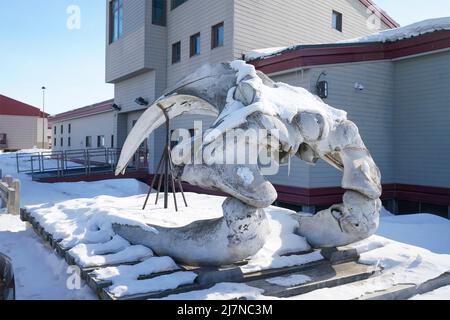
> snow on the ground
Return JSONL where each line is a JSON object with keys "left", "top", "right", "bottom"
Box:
{"left": 265, "top": 274, "right": 312, "bottom": 287}
{"left": 288, "top": 235, "right": 450, "bottom": 300}
{"left": 0, "top": 214, "right": 96, "bottom": 300}
{"left": 2, "top": 150, "right": 450, "bottom": 300}
{"left": 162, "top": 283, "right": 266, "bottom": 300}
{"left": 92, "top": 256, "right": 180, "bottom": 282}
{"left": 110, "top": 271, "right": 198, "bottom": 298}
{"left": 340, "top": 17, "right": 450, "bottom": 43}
{"left": 377, "top": 214, "right": 450, "bottom": 255}
{"left": 410, "top": 285, "right": 450, "bottom": 300}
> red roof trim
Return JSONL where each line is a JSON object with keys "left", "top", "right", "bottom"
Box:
{"left": 358, "top": 0, "right": 400, "bottom": 28}
{"left": 0, "top": 94, "right": 48, "bottom": 117}
{"left": 251, "top": 30, "right": 450, "bottom": 74}
{"left": 50, "top": 99, "right": 115, "bottom": 123}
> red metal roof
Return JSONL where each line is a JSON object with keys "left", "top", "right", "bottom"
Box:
{"left": 50, "top": 99, "right": 115, "bottom": 123}
{"left": 0, "top": 94, "right": 48, "bottom": 117}
{"left": 359, "top": 0, "right": 400, "bottom": 29}
{"left": 251, "top": 30, "right": 450, "bottom": 74}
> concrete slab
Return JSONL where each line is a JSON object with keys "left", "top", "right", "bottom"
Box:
{"left": 246, "top": 261, "right": 379, "bottom": 298}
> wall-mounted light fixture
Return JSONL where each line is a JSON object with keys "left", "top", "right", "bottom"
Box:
{"left": 316, "top": 71, "right": 328, "bottom": 99}
{"left": 112, "top": 103, "right": 122, "bottom": 111}
{"left": 354, "top": 82, "right": 365, "bottom": 91}
{"left": 135, "top": 97, "right": 149, "bottom": 106}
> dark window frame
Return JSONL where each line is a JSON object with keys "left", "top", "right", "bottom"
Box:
{"left": 53, "top": 138, "right": 56, "bottom": 147}
{"left": 171, "top": 0, "right": 188, "bottom": 10}
{"left": 68, "top": 123, "right": 71, "bottom": 134}
{"left": 60, "top": 137, "right": 63, "bottom": 147}
{"left": 97, "top": 135, "right": 105, "bottom": 148}
{"left": 60, "top": 125, "right": 63, "bottom": 134}
{"left": 85, "top": 136, "right": 92, "bottom": 148}
{"left": 111, "top": 135, "right": 115, "bottom": 148}
{"left": 190, "top": 32, "right": 201, "bottom": 57}
{"left": 152, "top": 0, "right": 167, "bottom": 26}
{"left": 211, "top": 22, "right": 224, "bottom": 49}
{"left": 332, "top": 10, "right": 343, "bottom": 32}
{"left": 53, "top": 126, "right": 56, "bottom": 134}
{"left": 109, "top": 0, "right": 124, "bottom": 44}
{"left": 68, "top": 137, "right": 71, "bottom": 147}
{"left": 172, "top": 41, "right": 181, "bottom": 64}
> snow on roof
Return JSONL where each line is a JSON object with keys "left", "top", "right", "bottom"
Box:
{"left": 245, "top": 17, "right": 450, "bottom": 61}
{"left": 340, "top": 17, "right": 450, "bottom": 44}
{"left": 244, "top": 47, "right": 291, "bottom": 61}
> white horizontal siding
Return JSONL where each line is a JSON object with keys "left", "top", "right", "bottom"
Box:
{"left": 52, "top": 111, "right": 116, "bottom": 151}
{"left": 394, "top": 51, "right": 450, "bottom": 188}
{"left": 166, "top": 0, "right": 234, "bottom": 88}
{"left": 114, "top": 70, "right": 156, "bottom": 113}
{"left": 269, "top": 60, "right": 395, "bottom": 189}
{"left": 106, "top": 0, "right": 148, "bottom": 82}
{"left": 0, "top": 115, "right": 38, "bottom": 150}
{"left": 233, "top": 0, "right": 390, "bottom": 59}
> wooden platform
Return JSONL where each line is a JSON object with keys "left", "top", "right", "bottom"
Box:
{"left": 20, "top": 208, "right": 450, "bottom": 300}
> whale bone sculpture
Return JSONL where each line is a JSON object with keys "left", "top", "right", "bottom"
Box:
{"left": 114, "top": 60, "right": 382, "bottom": 266}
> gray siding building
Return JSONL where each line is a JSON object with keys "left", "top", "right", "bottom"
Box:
{"left": 250, "top": 27, "right": 450, "bottom": 216}
{"left": 104, "top": 0, "right": 396, "bottom": 164}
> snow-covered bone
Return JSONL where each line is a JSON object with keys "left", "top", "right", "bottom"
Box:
{"left": 116, "top": 60, "right": 382, "bottom": 264}
{"left": 113, "top": 197, "right": 269, "bottom": 266}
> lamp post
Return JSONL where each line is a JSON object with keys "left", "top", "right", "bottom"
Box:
{"left": 41, "top": 86, "right": 46, "bottom": 149}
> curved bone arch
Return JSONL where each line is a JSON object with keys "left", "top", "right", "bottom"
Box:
{"left": 115, "top": 61, "right": 382, "bottom": 266}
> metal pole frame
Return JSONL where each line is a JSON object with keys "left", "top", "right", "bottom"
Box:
{"left": 142, "top": 103, "right": 188, "bottom": 212}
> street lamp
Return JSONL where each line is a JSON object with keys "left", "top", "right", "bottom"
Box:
{"left": 41, "top": 86, "right": 46, "bottom": 149}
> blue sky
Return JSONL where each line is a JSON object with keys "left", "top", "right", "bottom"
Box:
{"left": 1, "top": 0, "right": 449, "bottom": 115}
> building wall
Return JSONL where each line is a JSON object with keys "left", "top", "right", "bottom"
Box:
{"left": 114, "top": 71, "right": 156, "bottom": 113}
{"left": 233, "top": 0, "right": 390, "bottom": 58}
{"left": 0, "top": 115, "right": 38, "bottom": 150}
{"left": 394, "top": 51, "right": 450, "bottom": 188}
{"left": 105, "top": 0, "right": 148, "bottom": 83}
{"left": 36, "top": 117, "right": 49, "bottom": 149}
{"left": 52, "top": 111, "right": 117, "bottom": 152}
{"left": 166, "top": 0, "right": 234, "bottom": 87}
{"left": 267, "top": 60, "right": 395, "bottom": 189}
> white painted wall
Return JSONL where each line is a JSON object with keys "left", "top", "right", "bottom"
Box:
{"left": 0, "top": 115, "right": 39, "bottom": 150}
{"left": 52, "top": 111, "right": 117, "bottom": 152}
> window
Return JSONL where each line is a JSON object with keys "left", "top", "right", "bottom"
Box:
{"left": 60, "top": 137, "right": 63, "bottom": 147}
{"left": 68, "top": 124, "right": 71, "bottom": 134}
{"left": 110, "top": 0, "right": 124, "bottom": 43}
{"left": 152, "top": 0, "right": 166, "bottom": 26}
{"left": 332, "top": 11, "right": 343, "bottom": 32}
{"left": 53, "top": 126, "right": 56, "bottom": 135}
{"left": 53, "top": 138, "right": 56, "bottom": 147}
{"left": 60, "top": 125, "right": 63, "bottom": 134}
{"left": 86, "top": 136, "right": 92, "bottom": 148}
{"left": 111, "top": 135, "right": 115, "bottom": 148}
{"left": 68, "top": 137, "right": 71, "bottom": 147}
{"left": 211, "top": 22, "right": 224, "bottom": 49}
{"left": 172, "top": 41, "right": 181, "bottom": 64}
{"left": 171, "top": 0, "right": 187, "bottom": 10}
{"left": 190, "top": 33, "right": 201, "bottom": 57}
{"left": 97, "top": 135, "right": 105, "bottom": 148}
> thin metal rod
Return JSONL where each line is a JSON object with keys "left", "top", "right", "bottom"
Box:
{"left": 168, "top": 149, "right": 188, "bottom": 207}
{"left": 170, "top": 171, "right": 178, "bottom": 212}
{"left": 155, "top": 152, "right": 165, "bottom": 205}
{"left": 143, "top": 151, "right": 165, "bottom": 210}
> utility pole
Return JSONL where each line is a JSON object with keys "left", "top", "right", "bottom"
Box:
{"left": 41, "top": 86, "right": 46, "bottom": 149}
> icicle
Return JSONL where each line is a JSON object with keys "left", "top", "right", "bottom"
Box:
{"left": 288, "top": 154, "right": 292, "bottom": 177}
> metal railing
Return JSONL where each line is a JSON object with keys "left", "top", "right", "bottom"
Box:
{"left": 16, "top": 148, "right": 148, "bottom": 177}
